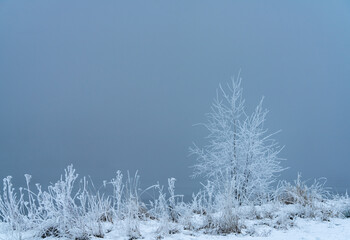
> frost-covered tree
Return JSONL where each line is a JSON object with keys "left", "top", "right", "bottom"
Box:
{"left": 191, "top": 76, "right": 284, "bottom": 204}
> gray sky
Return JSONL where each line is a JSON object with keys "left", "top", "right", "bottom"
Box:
{"left": 1, "top": 1, "right": 350, "bottom": 195}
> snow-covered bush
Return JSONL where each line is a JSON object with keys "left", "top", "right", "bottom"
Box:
{"left": 40, "top": 165, "right": 80, "bottom": 237}
{"left": 275, "top": 173, "right": 335, "bottom": 221}
{"left": 78, "top": 189, "right": 113, "bottom": 238}
{"left": 0, "top": 176, "right": 28, "bottom": 231}
{"left": 167, "top": 178, "right": 179, "bottom": 222}
{"left": 177, "top": 178, "right": 245, "bottom": 234}
{"left": 191, "top": 77, "right": 284, "bottom": 205}
{"left": 154, "top": 185, "right": 170, "bottom": 237}
{"left": 147, "top": 178, "right": 184, "bottom": 238}
{"left": 110, "top": 170, "right": 124, "bottom": 220}
{"left": 325, "top": 193, "right": 350, "bottom": 218}
{"left": 124, "top": 172, "right": 142, "bottom": 239}
{"left": 177, "top": 192, "right": 205, "bottom": 231}
{"left": 276, "top": 173, "right": 329, "bottom": 206}
{"left": 189, "top": 76, "right": 286, "bottom": 233}
{"left": 213, "top": 194, "right": 243, "bottom": 234}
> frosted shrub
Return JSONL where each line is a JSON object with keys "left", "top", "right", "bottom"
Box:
{"left": 0, "top": 176, "right": 27, "bottom": 231}
{"left": 39, "top": 166, "right": 116, "bottom": 239}
{"left": 212, "top": 179, "right": 244, "bottom": 234}
{"left": 124, "top": 172, "right": 141, "bottom": 239}
{"left": 276, "top": 173, "right": 329, "bottom": 207}
{"left": 148, "top": 179, "right": 183, "bottom": 238}
{"left": 79, "top": 192, "right": 113, "bottom": 238}
{"left": 180, "top": 178, "right": 244, "bottom": 234}
{"left": 275, "top": 173, "right": 332, "bottom": 220}
{"left": 167, "top": 178, "right": 179, "bottom": 222}
{"left": 34, "top": 165, "right": 83, "bottom": 238}
{"left": 191, "top": 78, "right": 284, "bottom": 205}
{"left": 338, "top": 192, "right": 350, "bottom": 218}
{"left": 322, "top": 193, "right": 350, "bottom": 219}
{"left": 154, "top": 185, "right": 170, "bottom": 238}
{"left": 194, "top": 181, "right": 215, "bottom": 230}
{"left": 23, "top": 174, "right": 38, "bottom": 225}
{"left": 110, "top": 170, "right": 124, "bottom": 220}
{"left": 340, "top": 203, "right": 350, "bottom": 218}
{"left": 201, "top": 181, "right": 214, "bottom": 214}
{"left": 215, "top": 201, "right": 242, "bottom": 234}
{"left": 177, "top": 192, "right": 204, "bottom": 231}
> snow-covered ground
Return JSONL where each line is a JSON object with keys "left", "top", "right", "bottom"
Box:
{"left": 102, "top": 218, "right": 350, "bottom": 240}
{"left": 1, "top": 218, "right": 349, "bottom": 240}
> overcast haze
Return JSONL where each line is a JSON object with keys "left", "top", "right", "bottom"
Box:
{"left": 1, "top": 1, "right": 350, "bottom": 195}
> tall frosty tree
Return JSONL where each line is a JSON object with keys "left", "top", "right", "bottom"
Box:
{"left": 191, "top": 77, "right": 284, "bottom": 203}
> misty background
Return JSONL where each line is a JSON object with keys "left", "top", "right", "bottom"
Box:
{"left": 0, "top": 1, "right": 349, "bottom": 196}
